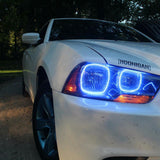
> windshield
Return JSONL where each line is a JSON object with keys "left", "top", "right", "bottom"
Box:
{"left": 50, "top": 19, "right": 151, "bottom": 42}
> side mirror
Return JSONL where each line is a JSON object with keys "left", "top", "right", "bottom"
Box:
{"left": 22, "top": 33, "right": 40, "bottom": 45}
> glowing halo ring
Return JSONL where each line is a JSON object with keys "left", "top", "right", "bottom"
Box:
{"left": 119, "top": 69, "right": 142, "bottom": 93}
{"left": 80, "top": 64, "right": 110, "bottom": 95}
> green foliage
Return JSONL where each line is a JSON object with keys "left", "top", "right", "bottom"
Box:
{"left": 0, "top": 60, "right": 22, "bottom": 84}
{"left": 0, "top": 0, "right": 159, "bottom": 60}
{"left": 0, "top": 60, "right": 21, "bottom": 70}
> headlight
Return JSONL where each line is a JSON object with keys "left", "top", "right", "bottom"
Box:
{"left": 80, "top": 64, "right": 110, "bottom": 95}
{"left": 63, "top": 63, "right": 160, "bottom": 104}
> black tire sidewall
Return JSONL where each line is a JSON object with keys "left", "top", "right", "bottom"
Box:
{"left": 22, "top": 77, "right": 29, "bottom": 97}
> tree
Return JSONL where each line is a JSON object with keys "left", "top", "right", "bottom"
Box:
{"left": 0, "top": 0, "right": 160, "bottom": 59}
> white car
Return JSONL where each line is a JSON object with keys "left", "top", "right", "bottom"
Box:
{"left": 22, "top": 18, "right": 160, "bottom": 160}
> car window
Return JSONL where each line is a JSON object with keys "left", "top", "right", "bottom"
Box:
{"left": 49, "top": 19, "right": 151, "bottom": 42}
{"left": 135, "top": 21, "right": 160, "bottom": 42}
{"left": 39, "top": 21, "right": 49, "bottom": 42}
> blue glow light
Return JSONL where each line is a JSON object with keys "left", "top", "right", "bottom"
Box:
{"left": 143, "top": 82, "right": 157, "bottom": 92}
{"left": 80, "top": 64, "right": 110, "bottom": 95}
{"left": 64, "top": 62, "right": 160, "bottom": 103}
{"left": 119, "top": 69, "right": 142, "bottom": 93}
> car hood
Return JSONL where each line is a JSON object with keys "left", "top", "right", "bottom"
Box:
{"left": 67, "top": 39, "right": 160, "bottom": 75}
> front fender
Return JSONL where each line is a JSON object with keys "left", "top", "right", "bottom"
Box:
{"left": 39, "top": 41, "right": 105, "bottom": 92}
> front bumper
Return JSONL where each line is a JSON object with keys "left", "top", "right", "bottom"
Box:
{"left": 53, "top": 90, "right": 160, "bottom": 160}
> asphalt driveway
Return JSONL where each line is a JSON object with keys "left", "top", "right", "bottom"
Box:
{"left": 0, "top": 76, "right": 40, "bottom": 160}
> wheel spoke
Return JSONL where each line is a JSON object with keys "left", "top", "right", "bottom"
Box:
{"left": 35, "top": 118, "right": 52, "bottom": 130}
{"left": 42, "top": 94, "right": 54, "bottom": 118}
{"left": 34, "top": 89, "right": 59, "bottom": 159}
{"left": 44, "top": 131, "right": 57, "bottom": 157}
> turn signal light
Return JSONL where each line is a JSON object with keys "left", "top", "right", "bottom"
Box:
{"left": 63, "top": 66, "right": 80, "bottom": 94}
{"left": 65, "top": 84, "right": 77, "bottom": 92}
{"left": 114, "top": 95, "right": 154, "bottom": 104}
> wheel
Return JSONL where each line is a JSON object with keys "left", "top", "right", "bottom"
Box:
{"left": 32, "top": 81, "right": 59, "bottom": 160}
{"left": 22, "top": 77, "right": 29, "bottom": 97}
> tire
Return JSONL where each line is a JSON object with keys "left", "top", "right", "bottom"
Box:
{"left": 32, "top": 81, "right": 59, "bottom": 160}
{"left": 22, "top": 77, "right": 29, "bottom": 97}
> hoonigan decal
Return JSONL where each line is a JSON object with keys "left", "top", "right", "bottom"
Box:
{"left": 118, "top": 59, "right": 151, "bottom": 71}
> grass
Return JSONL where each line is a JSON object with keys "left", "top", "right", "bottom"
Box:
{"left": 0, "top": 70, "right": 22, "bottom": 74}
{"left": 0, "top": 60, "right": 22, "bottom": 84}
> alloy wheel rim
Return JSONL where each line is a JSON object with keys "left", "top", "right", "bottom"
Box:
{"left": 35, "top": 92, "right": 58, "bottom": 158}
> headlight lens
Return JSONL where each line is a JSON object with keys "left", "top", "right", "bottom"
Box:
{"left": 63, "top": 63, "right": 160, "bottom": 104}
{"left": 80, "top": 64, "right": 110, "bottom": 95}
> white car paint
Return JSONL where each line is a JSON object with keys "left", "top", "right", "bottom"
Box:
{"left": 22, "top": 18, "right": 160, "bottom": 160}
{"left": 23, "top": 39, "right": 160, "bottom": 100}
{"left": 54, "top": 91, "right": 160, "bottom": 160}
